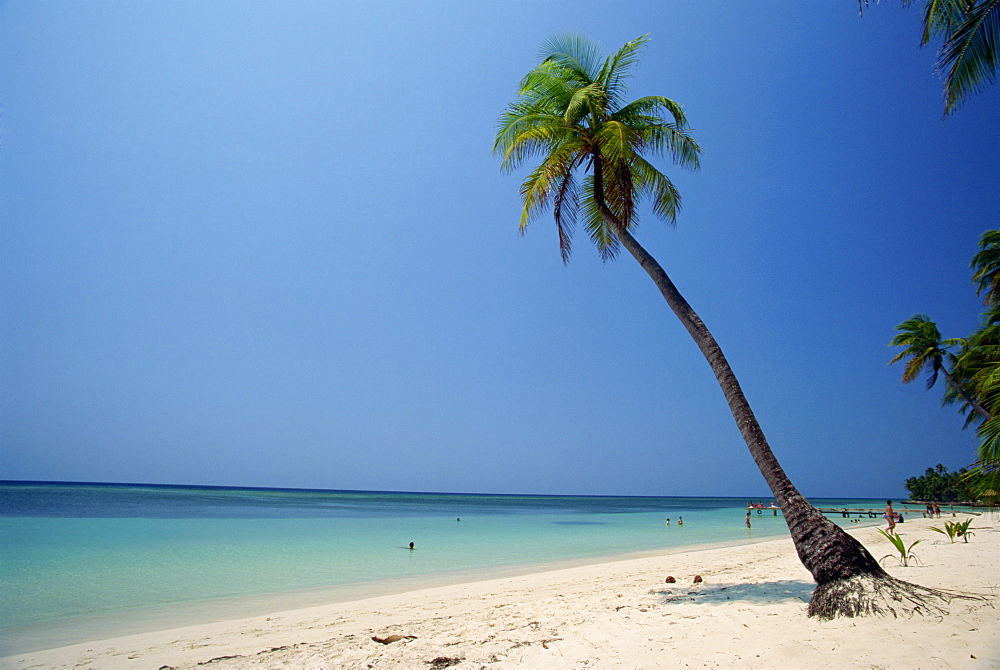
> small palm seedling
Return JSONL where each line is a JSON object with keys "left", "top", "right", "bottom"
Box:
{"left": 931, "top": 519, "right": 975, "bottom": 543}
{"left": 877, "top": 529, "right": 922, "bottom": 567}
{"left": 930, "top": 522, "right": 959, "bottom": 543}
{"left": 956, "top": 518, "right": 975, "bottom": 542}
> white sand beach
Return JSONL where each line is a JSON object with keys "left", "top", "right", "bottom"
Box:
{"left": 5, "top": 515, "right": 997, "bottom": 669}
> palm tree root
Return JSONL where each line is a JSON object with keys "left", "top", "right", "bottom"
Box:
{"left": 808, "top": 573, "right": 985, "bottom": 620}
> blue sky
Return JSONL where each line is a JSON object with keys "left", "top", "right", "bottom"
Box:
{"left": 2, "top": 1, "right": 998, "bottom": 498}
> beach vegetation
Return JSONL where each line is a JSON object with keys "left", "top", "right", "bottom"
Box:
{"left": 859, "top": 0, "right": 999, "bottom": 115}
{"left": 930, "top": 519, "right": 975, "bottom": 542}
{"left": 877, "top": 529, "right": 922, "bottom": 567}
{"left": 495, "top": 33, "right": 964, "bottom": 620}
{"left": 891, "top": 231, "right": 1000, "bottom": 507}
{"left": 955, "top": 517, "right": 975, "bottom": 541}
{"left": 930, "top": 522, "right": 959, "bottom": 543}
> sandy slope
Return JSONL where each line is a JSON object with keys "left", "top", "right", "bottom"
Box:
{"left": 5, "top": 515, "right": 998, "bottom": 669}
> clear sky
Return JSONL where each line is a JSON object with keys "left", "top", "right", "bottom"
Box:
{"left": 2, "top": 1, "right": 998, "bottom": 499}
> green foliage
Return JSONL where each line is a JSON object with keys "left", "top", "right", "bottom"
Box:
{"left": 962, "top": 458, "right": 1000, "bottom": 504}
{"left": 930, "top": 518, "right": 975, "bottom": 542}
{"left": 891, "top": 230, "right": 1000, "bottom": 503}
{"left": 889, "top": 316, "right": 962, "bottom": 390}
{"left": 860, "top": 0, "right": 999, "bottom": 114}
{"left": 877, "top": 529, "right": 922, "bottom": 566}
{"left": 930, "top": 522, "right": 959, "bottom": 542}
{"left": 956, "top": 517, "right": 976, "bottom": 542}
{"left": 904, "top": 464, "right": 975, "bottom": 501}
{"left": 933, "top": 0, "right": 1000, "bottom": 115}
{"left": 971, "top": 230, "right": 1000, "bottom": 304}
{"left": 494, "top": 33, "right": 700, "bottom": 263}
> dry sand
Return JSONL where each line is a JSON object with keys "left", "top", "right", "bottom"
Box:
{"left": 4, "top": 515, "right": 998, "bottom": 669}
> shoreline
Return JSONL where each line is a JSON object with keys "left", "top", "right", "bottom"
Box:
{"left": 4, "top": 486, "right": 895, "bottom": 647}
{"left": 4, "top": 516, "right": 997, "bottom": 669}
{"left": 1, "top": 529, "right": 814, "bottom": 657}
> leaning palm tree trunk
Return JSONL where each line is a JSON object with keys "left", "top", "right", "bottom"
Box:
{"left": 616, "top": 226, "right": 972, "bottom": 616}
{"left": 941, "top": 367, "right": 993, "bottom": 421}
{"left": 593, "top": 163, "right": 961, "bottom": 617}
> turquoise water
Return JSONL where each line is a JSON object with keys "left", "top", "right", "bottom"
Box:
{"left": 0, "top": 482, "right": 889, "bottom": 655}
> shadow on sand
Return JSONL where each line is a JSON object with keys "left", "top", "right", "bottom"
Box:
{"left": 650, "top": 579, "right": 815, "bottom": 606}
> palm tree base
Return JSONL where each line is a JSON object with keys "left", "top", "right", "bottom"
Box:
{"left": 808, "top": 573, "right": 976, "bottom": 619}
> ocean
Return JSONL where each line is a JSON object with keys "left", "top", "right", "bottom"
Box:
{"left": 0, "top": 481, "right": 889, "bottom": 655}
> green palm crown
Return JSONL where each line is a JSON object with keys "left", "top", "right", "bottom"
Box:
{"left": 494, "top": 34, "right": 701, "bottom": 262}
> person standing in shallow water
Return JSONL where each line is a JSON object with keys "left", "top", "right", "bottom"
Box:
{"left": 677, "top": 517, "right": 683, "bottom": 526}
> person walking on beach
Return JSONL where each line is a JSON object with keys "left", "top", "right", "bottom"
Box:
{"left": 884, "top": 501, "right": 896, "bottom": 534}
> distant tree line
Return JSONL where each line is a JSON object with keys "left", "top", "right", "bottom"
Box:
{"left": 904, "top": 464, "right": 975, "bottom": 502}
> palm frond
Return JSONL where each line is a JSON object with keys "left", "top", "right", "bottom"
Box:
{"left": 580, "top": 175, "right": 620, "bottom": 261}
{"left": 519, "top": 61, "right": 581, "bottom": 103}
{"left": 636, "top": 122, "right": 702, "bottom": 171}
{"left": 564, "top": 82, "right": 606, "bottom": 124}
{"left": 517, "top": 140, "right": 587, "bottom": 227}
{"left": 906, "top": 0, "right": 975, "bottom": 45}
{"left": 496, "top": 116, "right": 576, "bottom": 171}
{"left": 940, "top": 0, "right": 999, "bottom": 114}
{"left": 970, "top": 229, "right": 1000, "bottom": 304}
{"left": 600, "top": 35, "right": 650, "bottom": 109}
{"left": 631, "top": 155, "right": 682, "bottom": 224}
{"left": 595, "top": 120, "right": 635, "bottom": 165}
{"left": 864, "top": 0, "right": 996, "bottom": 114}
{"left": 552, "top": 166, "right": 580, "bottom": 263}
{"left": 615, "top": 95, "right": 689, "bottom": 127}
{"left": 976, "top": 413, "right": 1000, "bottom": 461}
{"left": 538, "top": 33, "right": 602, "bottom": 83}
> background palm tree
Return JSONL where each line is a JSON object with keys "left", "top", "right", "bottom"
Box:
{"left": 971, "top": 229, "right": 1000, "bottom": 304}
{"left": 496, "top": 33, "right": 957, "bottom": 618}
{"left": 890, "top": 232, "right": 1000, "bottom": 504}
{"left": 889, "top": 314, "right": 991, "bottom": 419}
{"left": 963, "top": 232, "right": 1000, "bottom": 499}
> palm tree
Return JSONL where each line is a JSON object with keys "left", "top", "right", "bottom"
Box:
{"left": 915, "top": 0, "right": 999, "bottom": 115}
{"left": 889, "top": 314, "right": 992, "bottom": 419}
{"left": 495, "top": 34, "right": 958, "bottom": 618}
{"left": 861, "top": 0, "right": 999, "bottom": 114}
{"left": 894, "top": 310, "right": 1000, "bottom": 502}
{"left": 971, "top": 229, "right": 1000, "bottom": 305}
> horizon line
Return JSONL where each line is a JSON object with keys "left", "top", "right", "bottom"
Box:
{"left": 0, "top": 479, "right": 894, "bottom": 501}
